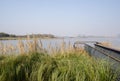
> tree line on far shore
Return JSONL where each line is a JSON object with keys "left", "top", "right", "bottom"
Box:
{"left": 0, "top": 32, "right": 55, "bottom": 38}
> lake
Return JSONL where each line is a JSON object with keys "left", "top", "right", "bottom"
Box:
{"left": 1, "top": 37, "right": 120, "bottom": 49}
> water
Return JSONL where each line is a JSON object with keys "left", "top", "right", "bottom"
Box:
{"left": 0, "top": 37, "right": 120, "bottom": 49}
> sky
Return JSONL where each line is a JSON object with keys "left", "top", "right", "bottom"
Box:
{"left": 0, "top": 0, "right": 120, "bottom": 36}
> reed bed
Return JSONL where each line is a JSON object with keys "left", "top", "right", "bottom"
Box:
{"left": 0, "top": 38, "right": 119, "bottom": 81}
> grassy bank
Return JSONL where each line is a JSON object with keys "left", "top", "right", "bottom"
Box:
{"left": 0, "top": 52, "right": 118, "bottom": 81}
{"left": 0, "top": 38, "right": 119, "bottom": 81}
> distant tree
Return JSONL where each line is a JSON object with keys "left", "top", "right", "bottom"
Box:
{"left": 0, "top": 32, "right": 10, "bottom": 37}
{"left": 9, "top": 34, "right": 16, "bottom": 37}
{"left": 0, "top": 32, "right": 55, "bottom": 38}
{"left": 0, "top": 32, "right": 16, "bottom": 37}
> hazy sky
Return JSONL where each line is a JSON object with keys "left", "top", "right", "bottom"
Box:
{"left": 0, "top": 0, "right": 120, "bottom": 36}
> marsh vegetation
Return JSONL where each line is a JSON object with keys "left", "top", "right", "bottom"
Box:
{"left": 0, "top": 37, "right": 118, "bottom": 81}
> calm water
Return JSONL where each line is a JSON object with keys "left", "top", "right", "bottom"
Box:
{"left": 1, "top": 37, "right": 120, "bottom": 49}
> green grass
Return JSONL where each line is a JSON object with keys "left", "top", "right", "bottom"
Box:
{"left": 0, "top": 52, "right": 118, "bottom": 81}
{"left": 0, "top": 38, "right": 119, "bottom": 81}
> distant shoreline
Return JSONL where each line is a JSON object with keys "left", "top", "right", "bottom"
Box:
{"left": 0, "top": 32, "right": 117, "bottom": 40}
{"left": 0, "top": 36, "right": 117, "bottom": 40}
{"left": 0, "top": 37, "right": 59, "bottom": 40}
{"left": 0, "top": 32, "right": 56, "bottom": 40}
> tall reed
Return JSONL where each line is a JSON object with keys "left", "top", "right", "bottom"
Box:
{"left": 0, "top": 37, "right": 119, "bottom": 81}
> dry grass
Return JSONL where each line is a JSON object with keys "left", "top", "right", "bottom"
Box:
{"left": 98, "top": 42, "right": 112, "bottom": 47}
{"left": 0, "top": 37, "right": 119, "bottom": 81}
{"left": 0, "top": 36, "right": 86, "bottom": 55}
